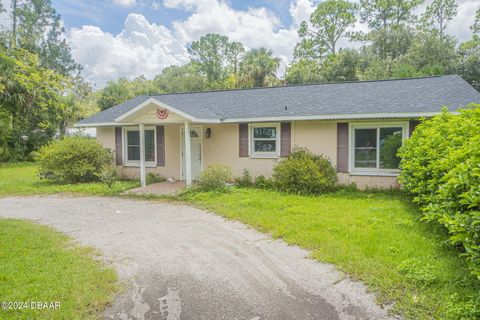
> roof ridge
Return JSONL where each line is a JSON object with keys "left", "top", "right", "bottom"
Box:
{"left": 146, "top": 75, "right": 452, "bottom": 97}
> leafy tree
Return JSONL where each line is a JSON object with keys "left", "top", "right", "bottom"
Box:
{"left": 296, "top": 0, "right": 357, "bottom": 59}
{"left": 319, "top": 49, "right": 360, "bottom": 82}
{"left": 358, "top": 0, "right": 422, "bottom": 59}
{"left": 403, "top": 29, "right": 457, "bottom": 74}
{"left": 285, "top": 59, "right": 322, "bottom": 84}
{"left": 239, "top": 48, "right": 280, "bottom": 88}
{"left": 128, "top": 75, "right": 159, "bottom": 95}
{"left": 8, "top": 0, "right": 81, "bottom": 77}
{"left": 154, "top": 63, "right": 207, "bottom": 93}
{"left": 358, "top": 52, "right": 401, "bottom": 80}
{"left": 188, "top": 34, "right": 230, "bottom": 83}
{"left": 359, "top": 0, "right": 423, "bottom": 29}
{"left": 60, "top": 82, "right": 99, "bottom": 136}
{"left": 421, "top": 0, "right": 457, "bottom": 39}
{"left": 0, "top": 48, "right": 69, "bottom": 160}
{"left": 472, "top": 8, "right": 480, "bottom": 35}
{"left": 226, "top": 41, "right": 245, "bottom": 76}
{"left": 366, "top": 25, "right": 415, "bottom": 59}
{"left": 14, "top": 0, "right": 56, "bottom": 51}
{"left": 97, "top": 78, "right": 135, "bottom": 111}
{"left": 455, "top": 38, "right": 480, "bottom": 91}
{"left": 391, "top": 63, "right": 422, "bottom": 78}
{"left": 453, "top": 12, "right": 480, "bottom": 91}
{"left": 39, "top": 12, "right": 81, "bottom": 77}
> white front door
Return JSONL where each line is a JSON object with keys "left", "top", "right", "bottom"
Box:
{"left": 181, "top": 126, "right": 203, "bottom": 181}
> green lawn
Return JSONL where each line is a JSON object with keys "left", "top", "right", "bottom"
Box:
{"left": 180, "top": 188, "right": 480, "bottom": 320}
{"left": 0, "top": 219, "right": 118, "bottom": 320}
{"left": 1, "top": 163, "right": 479, "bottom": 318}
{"left": 0, "top": 163, "right": 138, "bottom": 196}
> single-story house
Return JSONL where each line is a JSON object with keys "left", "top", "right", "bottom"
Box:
{"left": 76, "top": 75, "right": 480, "bottom": 189}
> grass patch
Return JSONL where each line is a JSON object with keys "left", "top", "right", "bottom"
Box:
{"left": 0, "top": 219, "right": 118, "bottom": 320}
{"left": 179, "top": 187, "right": 480, "bottom": 319}
{"left": 0, "top": 163, "right": 138, "bottom": 196}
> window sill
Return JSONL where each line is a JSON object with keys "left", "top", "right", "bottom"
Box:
{"left": 123, "top": 162, "right": 157, "bottom": 168}
{"left": 249, "top": 154, "right": 280, "bottom": 159}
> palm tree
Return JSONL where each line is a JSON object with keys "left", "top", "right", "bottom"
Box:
{"left": 240, "top": 48, "right": 280, "bottom": 87}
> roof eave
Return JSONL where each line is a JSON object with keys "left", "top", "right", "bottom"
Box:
{"left": 218, "top": 111, "right": 452, "bottom": 123}
{"left": 75, "top": 111, "right": 454, "bottom": 127}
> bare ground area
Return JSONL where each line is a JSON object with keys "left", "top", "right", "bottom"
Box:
{"left": 0, "top": 196, "right": 395, "bottom": 320}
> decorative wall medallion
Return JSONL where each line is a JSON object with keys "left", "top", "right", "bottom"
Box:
{"left": 156, "top": 108, "right": 169, "bottom": 120}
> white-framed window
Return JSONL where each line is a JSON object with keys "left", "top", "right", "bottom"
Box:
{"left": 349, "top": 122, "right": 408, "bottom": 175}
{"left": 123, "top": 126, "right": 156, "bottom": 166}
{"left": 249, "top": 123, "right": 280, "bottom": 158}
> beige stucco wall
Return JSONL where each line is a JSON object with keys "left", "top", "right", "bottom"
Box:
{"left": 204, "top": 121, "right": 341, "bottom": 178}
{"left": 96, "top": 125, "right": 182, "bottom": 180}
{"left": 292, "top": 121, "right": 337, "bottom": 164}
{"left": 338, "top": 173, "right": 400, "bottom": 190}
{"left": 96, "top": 127, "right": 115, "bottom": 150}
{"left": 203, "top": 123, "right": 278, "bottom": 177}
{"left": 95, "top": 121, "right": 400, "bottom": 189}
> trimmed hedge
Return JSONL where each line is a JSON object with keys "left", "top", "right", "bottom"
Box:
{"left": 398, "top": 105, "right": 480, "bottom": 279}
{"left": 37, "top": 136, "right": 113, "bottom": 183}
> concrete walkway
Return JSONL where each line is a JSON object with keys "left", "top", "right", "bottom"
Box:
{"left": 0, "top": 196, "right": 396, "bottom": 320}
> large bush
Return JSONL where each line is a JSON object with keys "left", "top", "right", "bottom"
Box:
{"left": 398, "top": 105, "right": 480, "bottom": 279}
{"left": 37, "top": 136, "right": 113, "bottom": 183}
{"left": 196, "top": 164, "right": 232, "bottom": 192}
{"left": 272, "top": 147, "right": 337, "bottom": 195}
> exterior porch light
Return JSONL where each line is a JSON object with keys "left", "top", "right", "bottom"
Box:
{"left": 204, "top": 128, "right": 211, "bottom": 139}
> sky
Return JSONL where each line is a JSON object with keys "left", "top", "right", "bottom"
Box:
{"left": 4, "top": 0, "right": 479, "bottom": 88}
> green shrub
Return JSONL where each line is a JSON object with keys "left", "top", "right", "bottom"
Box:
{"left": 272, "top": 147, "right": 337, "bottom": 195}
{"left": 147, "top": 172, "right": 166, "bottom": 185}
{"left": 37, "top": 136, "right": 113, "bottom": 183}
{"left": 254, "top": 175, "right": 273, "bottom": 189}
{"left": 398, "top": 105, "right": 480, "bottom": 279}
{"left": 234, "top": 169, "right": 253, "bottom": 187}
{"left": 445, "top": 294, "right": 480, "bottom": 320}
{"left": 196, "top": 164, "right": 232, "bottom": 192}
{"left": 97, "top": 162, "right": 118, "bottom": 188}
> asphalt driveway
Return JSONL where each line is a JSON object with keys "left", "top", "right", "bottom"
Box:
{"left": 0, "top": 196, "right": 395, "bottom": 320}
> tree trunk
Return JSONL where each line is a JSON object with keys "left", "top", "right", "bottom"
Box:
{"left": 11, "top": 0, "right": 17, "bottom": 49}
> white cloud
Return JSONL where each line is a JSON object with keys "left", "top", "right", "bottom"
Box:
{"left": 163, "top": 0, "right": 216, "bottom": 11}
{"left": 289, "top": 0, "right": 316, "bottom": 26}
{"left": 69, "top": 14, "right": 189, "bottom": 87}
{"left": 170, "top": 1, "right": 297, "bottom": 53}
{"left": 67, "top": 0, "right": 480, "bottom": 87}
{"left": 111, "top": 0, "right": 137, "bottom": 7}
{"left": 70, "top": 0, "right": 302, "bottom": 86}
{"left": 169, "top": 0, "right": 306, "bottom": 74}
{"left": 445, "top": 0, "right": 480, "bottom": 42}
{"left": 414, "top": 0, "right": 480, "bottom": 42}
{"left": 0, "top": 0, "right": 10, "bottom": 27}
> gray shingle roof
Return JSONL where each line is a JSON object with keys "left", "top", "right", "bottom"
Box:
{"left": 76, "top": 75, "right": 480, "bottom": 126}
